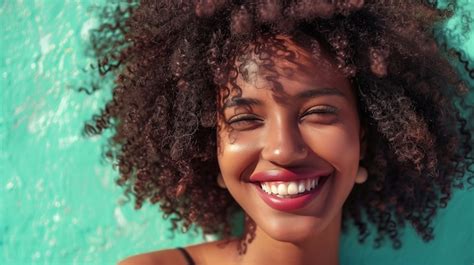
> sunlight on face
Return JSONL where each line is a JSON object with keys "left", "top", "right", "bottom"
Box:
{"left": 217, "top": 35, "right": 362, "bottom": 243}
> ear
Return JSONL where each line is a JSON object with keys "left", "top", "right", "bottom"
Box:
{"left": 359, "top": 126, "right": 367, "bottom": 160}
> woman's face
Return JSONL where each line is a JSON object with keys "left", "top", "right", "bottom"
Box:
{"left": 217, "top": 35, "right": 362, "bottom": 243}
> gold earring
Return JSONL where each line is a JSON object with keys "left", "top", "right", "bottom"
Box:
{"left": 217, "top": 173, "right": 227, "bottom": 189}
{"left": 355, "top": 166, "right": 368, "bottom": 184}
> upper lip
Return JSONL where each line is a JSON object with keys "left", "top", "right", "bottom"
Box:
{"left": 249, "top": 168, "right": 332, "bottom": 183}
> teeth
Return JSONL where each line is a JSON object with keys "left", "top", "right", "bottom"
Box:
{"left": 306, "top": 179, "right": 312, "bottom": 191}
{"left": 260, "top": 178, "right": 322, "bottom": 196}
{"left": 287, "top": 182, "right": 298, "bottom": 195}
{"left": 277, "top": 184, "right": 288, "bottom": 195}
{"left": 298, "top": 182, "right": 306, "bottom": 193}
{"left": 271, "top": 185, "right": 278, "bottom": 194}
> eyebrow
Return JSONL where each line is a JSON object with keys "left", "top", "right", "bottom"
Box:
{"left": 296, "top": 87, "right": 345, "bottom": 100}
{"left": 222, "top": 87, "right": 346, "bottom": 109}
{"left": 223, "top": 97, "right": 263, "bottom": 109}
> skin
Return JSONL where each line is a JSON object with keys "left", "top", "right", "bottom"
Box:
{"left": 118, "top": 35, "right": 363, "bottom": 265}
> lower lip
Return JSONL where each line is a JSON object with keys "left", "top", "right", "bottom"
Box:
{"left": 253, "top": 174, "right": 330, "bottom": 212}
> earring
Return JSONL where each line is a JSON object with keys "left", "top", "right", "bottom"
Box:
{"left": 355, "top": 166, "right": 368, "bottom": 184}
{"left": 217, "top": 173, "right": 227, "bottom": 189}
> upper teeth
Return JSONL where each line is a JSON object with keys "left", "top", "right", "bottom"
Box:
{"left": 260, "top": 179, "right": 319, "bottom": 196}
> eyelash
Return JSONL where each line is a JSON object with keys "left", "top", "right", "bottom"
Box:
{"left": 302, "top": 106, "right": 338, "bottom": 116}
{"left": 227, "top": 115, "right": 262, "bottom": 126}
{"left": 226, "top": 106, "right": 338, "bottom": 127}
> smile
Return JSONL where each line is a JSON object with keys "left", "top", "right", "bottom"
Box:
{"left": 249, "top": 169, "right": 332, "bottom": 212}
{"left": 259, "top": 178, "right": 321, "bottom": 198}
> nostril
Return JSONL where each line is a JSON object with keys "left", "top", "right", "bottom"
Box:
{"left": 262, "top": 144, "right": 309, "bottom": 167}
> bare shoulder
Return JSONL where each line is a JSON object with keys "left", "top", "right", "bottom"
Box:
{"left": 185, "top": 238, "right": 240, "bottom": 265}
{"left": 117, "top": 248, "right": 186, "bottom": 265}
{"left": 117, "top": 239, "right": 240, "bottom": 265}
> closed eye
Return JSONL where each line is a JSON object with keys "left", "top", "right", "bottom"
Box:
{"left": 300, "top": 106, "right": 338, "bottom": 123}
{"left": 302, "top": 106, "right": 338, "bottom": 116}
{"left": 226, "top": 114, "right": 263, "bottom": 130}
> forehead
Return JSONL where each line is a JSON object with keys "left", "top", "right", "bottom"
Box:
{"left": 224, "top": 35, "right": 352, "bottom": 100}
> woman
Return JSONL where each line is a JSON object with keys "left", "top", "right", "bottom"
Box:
{"left": 84, "top": 1, "right": 473, "bottom": 264}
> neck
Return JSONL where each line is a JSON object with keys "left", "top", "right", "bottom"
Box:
{"left": 235, "top": 211, "right": 341, "bottom": 265}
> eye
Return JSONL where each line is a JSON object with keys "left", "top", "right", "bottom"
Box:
{"left": 303, "top": 106, "right": 338, "bottom": 115}
{"left": 226, "top": 114, "right": 262, "bottom": 130}
{"left": 300, "top": 106, "right": 338, "bottom": 123}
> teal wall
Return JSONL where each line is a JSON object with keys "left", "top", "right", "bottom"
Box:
{"left": 1, "top": 1, "right": 473, "bottom": 265}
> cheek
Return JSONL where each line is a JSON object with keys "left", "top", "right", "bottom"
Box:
{"left": 302, "top": 124, "right": 360, "bottom": 175}
{"left": 302, "top": 123, "right": 360, "bottom": 215}
{"left": 217, "top": 130, "right": 260, "bottom": 181}
{"left": 217, "top": 131, "right": 262, "bottom": 208}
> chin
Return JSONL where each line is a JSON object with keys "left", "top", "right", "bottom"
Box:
{"left": 267, "top": 229, "right": 317, "bottom": 244}
{"left": 262, "top": 219, "right": 325, "bottom": 243}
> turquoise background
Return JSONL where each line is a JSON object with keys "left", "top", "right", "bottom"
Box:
{"left": 1, "top": 1, "right": 473, "bottom": 264}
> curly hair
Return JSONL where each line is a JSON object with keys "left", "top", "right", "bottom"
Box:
{"left": 83, "top": 0, "right": 474, "bottom": 251}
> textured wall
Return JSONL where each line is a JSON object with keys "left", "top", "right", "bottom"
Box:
{"left": 1, "top": 1, "right": 473, "bottom": 265}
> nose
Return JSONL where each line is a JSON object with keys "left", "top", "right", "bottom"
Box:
{"left": 261, "top": 117, "right": 308, "bottom": 166}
